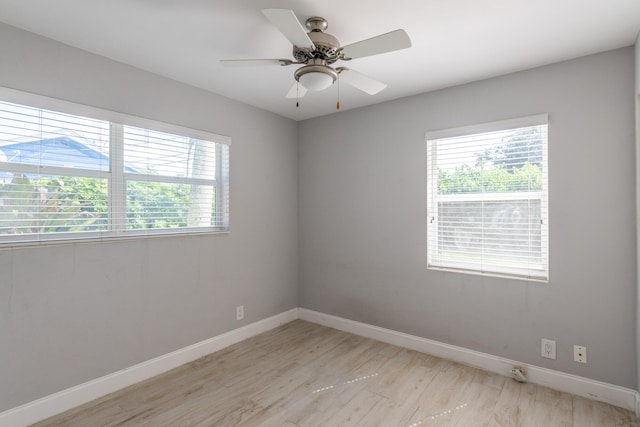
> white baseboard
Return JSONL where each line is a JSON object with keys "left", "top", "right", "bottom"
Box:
{"left": 2, "top": 307, "right": 637, "bottom": 426}
{"left": 0, "top": 308, "right": 298, "bottom": 427}
{"left": 298, "top": 308, "right": 638, "bottom": 413}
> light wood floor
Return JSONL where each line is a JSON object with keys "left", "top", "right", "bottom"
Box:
{"left": 33, "top": 320, "right": 639, "bottom": 426}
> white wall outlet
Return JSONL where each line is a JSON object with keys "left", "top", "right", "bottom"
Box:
{"left": 236, "top": 305, "right": 244, "bottom": 321}
{"left": 541, "top": 338, "right": 556, "bottom": 359}
{"left": 574, "top": 345, "right": 587, "bottom": 363}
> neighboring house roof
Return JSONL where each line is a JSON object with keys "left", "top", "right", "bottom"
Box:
{"left": 0, "top": 134, "right": 137, "bottom": 173}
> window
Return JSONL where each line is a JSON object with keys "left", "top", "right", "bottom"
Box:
{"left": 426, "top": 115, "right": 548, "bottom": 281}
{"left": 0, "top": 93, "right": 230, "bottom": 245}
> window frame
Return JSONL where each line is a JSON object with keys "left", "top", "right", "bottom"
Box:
{"left": 425, "top": 114, "right": 549, "bottom": 282}
{"left": 0, "top": 87, "right": 231, "bottom": 246}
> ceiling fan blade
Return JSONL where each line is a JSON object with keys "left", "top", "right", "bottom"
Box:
{"left": 341, "top": 29, "right": 411, "bottom": 59}
{"left": 220, "top": 59, "right": 291, "bottom": 67}
{"left": 338, "top": 68, "right": 387, "bottom": 95}
{"left": 285, "top": 82, "right": 307, "bottom": 99}
{"left": 262, "top": 9, "right": 316, "bottom": 50}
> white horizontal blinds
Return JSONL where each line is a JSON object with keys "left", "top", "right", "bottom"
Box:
{"left": 216, "top": 143, "right": 230, "bottom": 229}
{"left": 427, "top": 119, "right": 548, "bottom": 280}
{"left": 124, "top": 126, "right": 215, "bottom": 179}
{"left": 122, "top": 125, "right": 228, "bottom": 231}
{"left": 0, "top": 101, "right": 110, "bottom": 171}
{"left": 0, "top": 101, "right": 110, "bottom": 240}
{"left": 0, "top": 88, "right": 231, "bottom": 245}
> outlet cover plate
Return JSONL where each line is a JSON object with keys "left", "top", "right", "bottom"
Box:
{"left": 574, "top": 345, "right": 587, "bottom": 363}
{"left": 541, "top": 338, "right": 556, "bottom": 359}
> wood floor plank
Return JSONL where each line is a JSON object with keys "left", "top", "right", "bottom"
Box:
{"left": 528, "top": 386, "right": 573, "bottom": 427}
{"left": 281, "top": 342, "right": 393, "bottom": 426}
{"left": 449, "top": 382, "right": 502, "bottom": 427}
{"left": 356, "top": 361, "right": 444, "bottom": 426}
{"left": 366, "top": 348, "right": 436, "bottom": 399}
{"left": 32, "top": 320, "right": 639, "bottom": 427}
{"left": 611, "top": 405, "right": 640, "bottom": 427}
{"left": 31, "top": 398, "right": 131, "bottom": 427}
{"left": 406, "top": 362, "right": 479, "bottom": 426}
{"left": 572, "top": 395, "right": 615, "bottom": 427}
{"left": 122, "top": 375, "right": 233, "bottom": 425}
{"left": 490, "top": 378, "right": 538, "bottom": 427}
{"left": 323, "top": 390, "right": 386, "bottom": 426}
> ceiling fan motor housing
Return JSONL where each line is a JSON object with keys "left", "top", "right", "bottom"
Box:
{"left": 293, "top": 17, "right": 340, "bottom": 63}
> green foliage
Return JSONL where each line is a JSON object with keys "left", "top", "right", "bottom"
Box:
{"left": 126, "top": 181, "right": 190, "bottom": 229}
{"left": 475, "top": 127, "right": 544, "bottom": 170}
{"left": 438, "top": 162, "right": 542, "bottom": 194}
{"left": 0, "top": 174, "right": 195, "bottom": 234}
{"left": 0, "top": 174, "right": 108, "bottom": 234}
{"left": 56, "top": 175, "right": 109, "bottom": 217}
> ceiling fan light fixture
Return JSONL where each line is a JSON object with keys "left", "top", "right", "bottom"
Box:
{"left": 295, "top": 64, "right": 337, "bottom": 91}
{"left": 299, "top": 72, "right": 334, "bottom": 91}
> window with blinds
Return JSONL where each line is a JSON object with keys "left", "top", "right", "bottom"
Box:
{"left": 122, "top": 125, "right": 229, "bottom": 231}
{"left": 0, "top": 97, "right": 230, "bottom": 244}
{"left": 426, "top": 115, "right": 548, "bottom": 281}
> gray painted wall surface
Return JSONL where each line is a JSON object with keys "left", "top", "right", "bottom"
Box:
{"left": 635, "top": 35, "right": 640, "bottom": 392}
{"left": 0, "top": 23, "right": 298, "bottom": 411}
{"left": 636, "top": 36, "right": 639, "bottom": 94}
{"left": 299, "top": 47, "right": 637, "bottom": 389}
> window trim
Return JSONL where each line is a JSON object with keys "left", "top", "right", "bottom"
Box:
{"left": 425, "top": 114, "right": 549, "bottom": 282}
{"left": 0, "top": 87, "right": 232, "bottom": 147}
{"left": 425, "top": 114, "right": 548, "bottom": 141}
{"left": 0, "top": 87, "right": 231, "bottom": 247}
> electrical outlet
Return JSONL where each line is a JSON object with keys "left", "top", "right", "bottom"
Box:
{"left": 236, "top": 305, "right": 244, "bottom": 321}
{"left": 541, "top": 338, "right": 556, "bottom": 359}
{"left": 574, "top": 345, "right": 586, "bottom": 363}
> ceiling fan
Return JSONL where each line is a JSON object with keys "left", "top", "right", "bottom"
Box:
{"left": 221, "top": 9, "right": 412, "bottom": 103}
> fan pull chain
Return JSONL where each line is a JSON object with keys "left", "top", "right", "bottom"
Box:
{"left": 336, "top": 77, "right": 341, "bottom": 110}
{"left": 296, "top": 83, "right": 300, "bottom": 108}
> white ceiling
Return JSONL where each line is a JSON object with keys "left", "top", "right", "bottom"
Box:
{"left": 0, "top": 0, "right": 639, "bottom": 121}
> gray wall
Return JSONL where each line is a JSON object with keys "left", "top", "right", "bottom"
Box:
{"left": 299, "top": 47, "right": 637, "bottom": 389}
{"left": 0, "top": 23, "right": 298, "bottom": 411}
{"left": 636, "top": 35, "right": 639, "bottom": 93}
{"left": 635, "top": 34, "right": 640, "bottom": 392}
